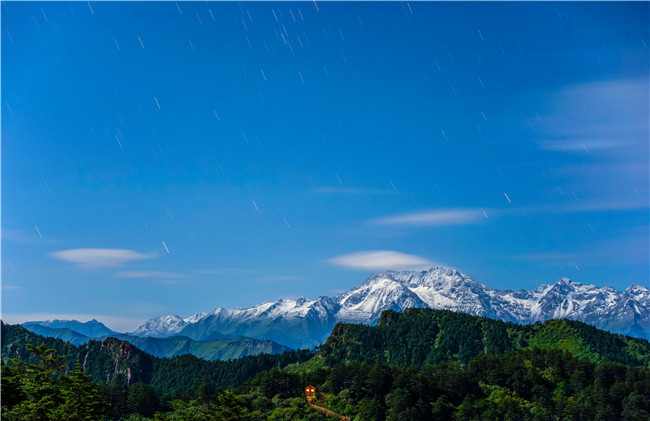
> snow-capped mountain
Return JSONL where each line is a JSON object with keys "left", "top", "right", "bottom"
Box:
{"left": 132, "top": 267, "right": 650, "bottom": 348}
{"left": 130, "top": 312, "right": 208, "bottom": 338}
{"left": 178, "top": 297, "right": 339, "bottom": 349}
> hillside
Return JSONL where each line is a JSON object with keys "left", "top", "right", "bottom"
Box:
{"left": 21, "top": 321, "right": 290, "bottom": 360}
{"left": 1, "top": 322, "right": 313, "bottom": 393}
{"left": 4, "top": 309, "right": 650, "bottom": 420}
{"left": 20, "top": 324, "right": 92, "bottom": 346}
{"left": 319, "top": 308, "right": 650, "bottom": 368}
{"left": 23, "top": 319, "right": 118, "bottom": 337}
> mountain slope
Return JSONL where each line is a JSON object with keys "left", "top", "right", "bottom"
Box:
{"left": 1, "top": 322, "right": 313, "bottom": 393}
{"left": 129, "top": 313, "right": 208, "bottom": 338}
{"left": 107, "top": 333, "right": 290, "bottom": 360}
{"left": 335, "top": 274, "right": 428, "bottom": 322}
{"left": 2, "top": 322, "right": 154, "bottom": 385}
{"left": 19, "top": 324, "right": 91, "bottom": 346}
{"left": 133, "top": 268, "right": 650, "bottom": 349}
{"left": 319, "top": 308, "right": 650, "bottom": 368}
{"left": 22, "top": 319, "right": 116, "bottom": 338}
{"left": 20, "top": 324, "right": 290, "bottom": 360}
{"left": 178, "top": 297, "right": 339, "bottom": 349}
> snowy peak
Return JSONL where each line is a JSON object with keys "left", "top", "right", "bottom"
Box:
{"left": 176, "top": 295, "right": 339, "bottom": 349}
{"left": 184, "top": 312, "right": 208, "bottom": 324}
{"left": 131, "top": 314, "right": 189, "bottom": 338}
{"left": 343, "top": 268, "right": 503, "bottom": 320}
{"left": 624, "top": 283, "right": 650, "bottom": 299}
{"left": 335, "top": 275, "right": 427, "bottom": 322}
{"left": 130, "top": 269, "right": 650, "bottom": 349}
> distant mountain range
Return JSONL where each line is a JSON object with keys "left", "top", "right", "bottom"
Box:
{"left": 22, "top": 267, "right": 650, "bottom": 351}
{"left": 23, "top": 319, "right": 117, "bottom": 338}
{"left": 127, "top": 267, "right": 650, "bottom": 348}
{"left": 21, "top": 320, "right": 290, "bottom": 360}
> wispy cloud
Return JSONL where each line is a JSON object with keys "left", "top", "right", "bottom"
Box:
{"left": 370, "top": 197, "right": 647, "bottom": 229}
{"left": 312, "top": 186, "right": 397, "bottom": 195}
{"left": 371, "top": 208, "right": 487, "bottom": 226}
{"left": 549, "top": 162, "right": 648, "bottom": 180}
{"left": 549, "top": 198, "right": 648, "bottom": 214}
{"left": 506, "top": 197, "right": 648, "bottom": 216}
{"left": 513, "top": 226, "right": 649, "bottom": 267}
{"left": 328, "top": 250, "right": 433, "bottom": 271}
{"left": 194, "top": 268, "right": 257, "bottom": 275}
{"left": 513, "top": 251, "right": 586, "bottom": 262}
{"left": 2, "top": 228, "right": 58, "bottom": 245}
{"left": 157, "top": 279, "right": 182, "bottom": 285}
{"left": 115, "top": 271, "right": 184, "bottom": 279}
{"left": 538, "top": 78, "right": 648, "bottom": 155}
{"left": 256, "top": 275, "right": 305, "bottom": 282}
{"left": 50, "top": 248, "right": 155, "bottom": 268}
{"left": 2, "top": 284, "right": 21, "bottom": 290}
{"left": 540, "top": 139, "right": 633, "bottom": 152}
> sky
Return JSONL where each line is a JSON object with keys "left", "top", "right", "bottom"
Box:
{"left": 2, "top": 2, "right": 648, "bottom": 332}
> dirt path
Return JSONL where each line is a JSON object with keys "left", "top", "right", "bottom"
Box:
{"left": 308, "top": 402, "right": 352, "bottom": 421}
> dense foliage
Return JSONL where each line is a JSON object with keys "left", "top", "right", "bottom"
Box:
{"left": 3, "top": 308, "right": 650, "bottom": 420}
{"left": 320, "top": 309, "right": 650, "bottom": 368}
{"left": 2, "top": 322, "right": 314, "bottom": 394}
{"left": 292, "top": 349, "right": 650, "bottom": 420}
{"left": 2, "top": 344, "right": 107, "bottom": 420}
{"left": 5, "top": 344, "right": 649, "bottom": 420}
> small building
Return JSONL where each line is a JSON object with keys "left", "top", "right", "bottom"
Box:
{"left": 305, "top": 385, "right": 316, "bottom": 400}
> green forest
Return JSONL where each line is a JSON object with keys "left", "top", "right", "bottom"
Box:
{"left": 2, "top": 309, "right": 650, "bottom": 420}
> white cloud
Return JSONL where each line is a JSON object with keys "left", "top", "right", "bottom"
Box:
{"left": 371, "top": 208, "right": 487, "bottom": 226}
{"left": 538, "top": 78, "right": 648, "bottom": 156}
{"left": 328, "top": 250, "right": 433, "bottom": 271}
{"left": 513, "top": 226, "right": 649, "bottom": 267}
{"left": 370, "top": 198, "right": 647, "bottom": 229}
{"left": 256, "top": 275, "right": 305, "bottom": 282}
{"left": 551, "top": 198, "right": 648, "bottom": 214}
{"left": 50, "top": 248, "right": 155, "bottom": 268}
{"left": 508, "top": 198, "right": 648, "bottom": 216}
{"left": 540, "top": 139, "right": 632, "bottom": 152}
{"left": 195, "top": 268, "right": 258, "bottom": 275}
{"left": 2, "top": 228, "right": 58, "bottom": 244}
{"left": 0, "top": 313, "right": 146, "bottom": 333}
{"left": 115, "top": 271, "right": 183, "bottom": 279}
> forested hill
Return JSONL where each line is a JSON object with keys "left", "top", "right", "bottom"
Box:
{"left": 320, "top": 308, "right": 650, "bottom": 368}
{"left": 1, "top": 322, "right": 313, "bottom": 393}
{"left": 4, "top": 311, "right": 650, "bottom": 420}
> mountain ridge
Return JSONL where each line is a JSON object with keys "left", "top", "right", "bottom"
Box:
{"left": 24, "top": 268, "right": 650, "bottom": 350}
{"left": 20, "top": 322, "right": 291, "bottom": 360}
{"left": 22, "top": 319, "right": 117, "bottom": 338}
{"left": 138, "top": 267, "right": 650, "bottom": 348}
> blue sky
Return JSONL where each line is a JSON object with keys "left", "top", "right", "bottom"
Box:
{"left": 2, "top": 2, "right": 648, "bottom": 331}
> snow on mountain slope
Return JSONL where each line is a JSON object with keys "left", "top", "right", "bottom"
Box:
{"left": 178, "top": 297, "right": 339, "bottom": 349}
{"left": 184, "top": 312, "right": 208, "bottom": 324}
{"left": 130, "top": 315, "right": 187, "bottom": 337}
{"left": 129, "top": 312, "right": 209, "bottom": 338}
{"left": 335, "top": 274, "right": 428, "bottom": 322}
{"left": 131, "top": 268, "right": 650, "bottom": 349}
